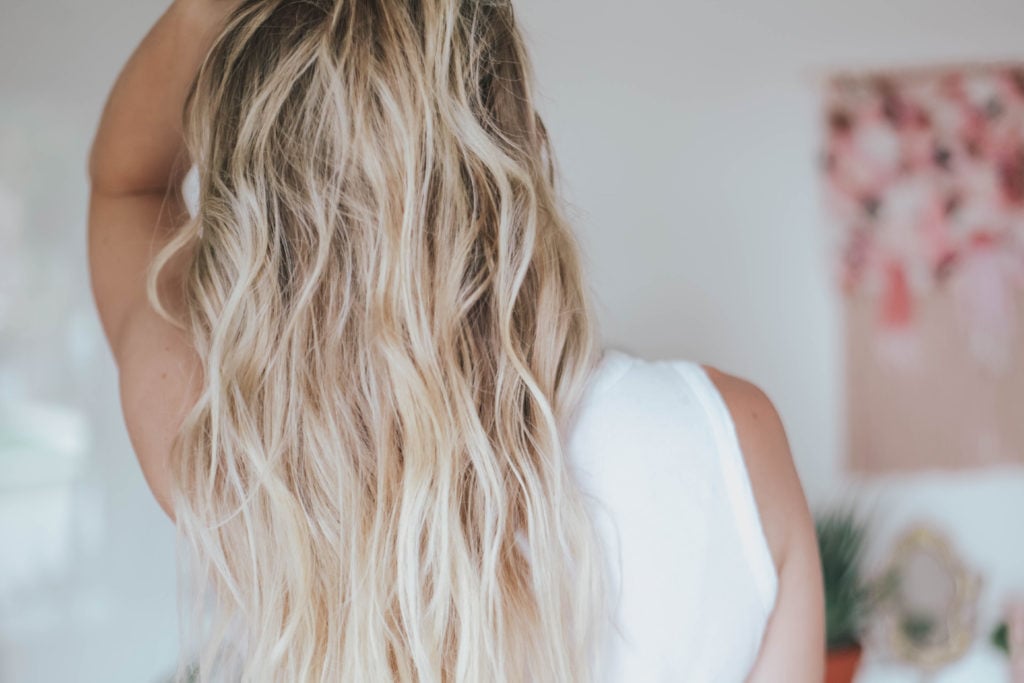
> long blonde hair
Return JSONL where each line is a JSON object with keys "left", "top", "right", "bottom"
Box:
{"left": 149, "top": 0, "right": 608, "bottom": 680}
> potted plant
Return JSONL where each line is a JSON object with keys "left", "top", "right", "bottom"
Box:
{"left": 816, "top": 509, "right": 875, "bottom": 683}
{"left": 991, "top": 599, "right": 1024, "bottom": 680}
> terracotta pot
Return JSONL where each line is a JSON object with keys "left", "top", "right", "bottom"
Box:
{"left": 825, "top": 644, "right": 863, "bottom": 683}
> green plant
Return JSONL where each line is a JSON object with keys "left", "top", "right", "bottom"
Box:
{"left": 816, "top": 508, "right": 875, "bottom": 650}
{"left": 991, "top": 621, "right": 1009, "bottom": 654}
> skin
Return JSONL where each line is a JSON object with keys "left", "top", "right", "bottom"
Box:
{"left": 87, "top": 1, "right": 825, "bottom": 679}
{"left": 707, "top": 369, "right": 826, "bottom": 681}
{"left": 88, "top": 0, "right": 232, "bottom": 519}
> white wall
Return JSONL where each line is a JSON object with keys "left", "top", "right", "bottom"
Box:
{"left": 516, "top": 0, "right": 1024, "bottom": 498}
{"left": 3, "top": 1, "right": 1024, "bottom": 681}
{"left": 1, "top": 4, "right": 181, "bottom": 682}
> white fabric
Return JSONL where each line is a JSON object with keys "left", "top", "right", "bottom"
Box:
{"left": 566, "top": 348, "right": 779, "bottom": 682}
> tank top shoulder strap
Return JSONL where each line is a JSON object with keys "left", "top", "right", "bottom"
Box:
{"left": 569, "top": 349, "right": 779, "bottom": 679}
{"left": 665, "top": 359, "right": 779, "bottom": 617}
{"left": 587, "top": 348, "right": 637, "bottom": 396}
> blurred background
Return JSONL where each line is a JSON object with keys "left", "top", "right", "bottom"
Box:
{"left": 3, "top": 0, "right": 1024, "bottom": 681}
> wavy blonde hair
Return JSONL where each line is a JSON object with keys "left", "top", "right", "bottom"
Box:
{"left": 149, "top": 0, "right": 609, "bottom": 680}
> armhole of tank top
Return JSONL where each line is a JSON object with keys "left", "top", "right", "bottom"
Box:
{"left": 668, "top": 360, "right": 780, "bottom": 619}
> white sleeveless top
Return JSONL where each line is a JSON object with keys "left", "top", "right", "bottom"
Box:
{"left": 566, "top": 349, "right": 779, "bottom": 682}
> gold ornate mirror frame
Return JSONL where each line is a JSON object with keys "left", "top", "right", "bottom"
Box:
{"left": 876, "top": 525, "right": 980, "bottom": 673}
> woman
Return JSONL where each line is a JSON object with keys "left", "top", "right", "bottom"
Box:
{"left": 87, "top": 0, "right": 824, "bottom": 680}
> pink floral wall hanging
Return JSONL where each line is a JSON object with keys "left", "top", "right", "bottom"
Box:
{"left": 825, "top": 65, "right": 1024, "bottom": 471}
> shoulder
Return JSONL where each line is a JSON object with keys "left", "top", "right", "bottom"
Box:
{"left": 701, "top": 367, "right": 798, "bottom": 571}
{"left": 702, "top": 366, "right": 825, "bottom": 680}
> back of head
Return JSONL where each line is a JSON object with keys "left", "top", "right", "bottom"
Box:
{"left": 149, "top": 0, "right": 608, "bottom": 680}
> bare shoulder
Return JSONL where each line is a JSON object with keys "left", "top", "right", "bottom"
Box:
{"left": 115, "top": 299, "right": 202, "bottom": 521}
{"left": 702, "top": 366, "right": 825, "bottom": 682}
{"left": 702, "top": 367, "right": 799, "bottom": 570}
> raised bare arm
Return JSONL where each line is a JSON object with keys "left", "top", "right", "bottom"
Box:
{"left": 87, "top": 0, "right": 238, "bottom": 518}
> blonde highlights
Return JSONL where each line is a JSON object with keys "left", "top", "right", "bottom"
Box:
{"left": 150, "top": 0, "right": 608, "bottom": 679}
